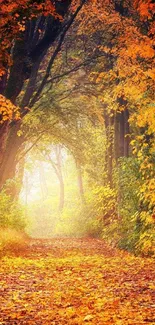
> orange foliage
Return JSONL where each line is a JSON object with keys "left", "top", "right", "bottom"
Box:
{"left": 0, "top": 95, "right": 20, "bottom": 123}
{"left": 78, "top": 0, "right": 155, "bottom": 122}
{"left": 0, "top": 0, "right": 58, "bottom": 76}
{"left": 134, "top": 0, "right": 155, "bottom": 20}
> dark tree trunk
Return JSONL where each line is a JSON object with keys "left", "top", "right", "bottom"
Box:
{"left": 114, "top": 109, "right": 130, "bottom": 160}
{"left": 116, "top": 96, "right": 130, "bottom": 158}
{"left": 104, "top": 108, "right": 129, "bottom": 186}
{"left": 0, "top": 72, "right": 7, "bottom": 94}
{"left": 4, "top": 39, "right": 27, "bottom": 102}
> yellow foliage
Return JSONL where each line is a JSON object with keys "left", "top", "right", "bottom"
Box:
{"left": 133, "top": 106, "right": 155, "bottom": 135}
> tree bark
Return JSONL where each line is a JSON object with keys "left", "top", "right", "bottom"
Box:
{"left": 58, "top": 172, "right": 65, "bottom": 211}
{"left": 124, "top": 109, "right": 130, "bottom": 157}
{"left": 0, "top": 121, "right": 24, "bottom": 195}
{"left": 0, "top": 122, "right": 9, "bottom": 165}
{"left": 55, "top": 146, "right": 65, "bottom": 211}
{"left": 4, "top": 39, "right": 27, "bottom": 102}
{"left": 119, "top": 111, "right": 125, "bottom": 157}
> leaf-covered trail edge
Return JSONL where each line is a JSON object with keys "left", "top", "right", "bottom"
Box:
{"left": 0, "top": 238, "right": 154, "bottom": 325}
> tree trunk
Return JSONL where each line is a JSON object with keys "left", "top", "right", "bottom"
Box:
{"left": 58, "top": 172, "right": 65, "bottom": 211}
{"left": 0, "top": 122, "right": 9, "bottom": 165}
{"left": 0, "top": 51, "right": 46, "bottom": 191}
{"left": 14, "top": 157, "right": 25, "bottom": 198}
{"left": 4, "top": 39, "right": 27, "bottom": 102}
{"left": 55, "top": 146, "right": 65, "bottom": 211}
{"left": 119, "top": 111, "right": 125, "bottom": 157}
{"left": 76, "top": 159, "right": 85, "bottom": 203}
{"left": 39, "top": 162, "right": 48, "bottom": 201}
{"left": 124, "top": 109, "right": 130, "bottom": 157}
{"left": 0, "top": 72, "right": 7, "bottom": 94}
{"left": 0, "top": 122, "right": 24, "bottom": 195}
{"left": 47, "top": 145, "right": 65, "bottom": 211}
{"left": 114, "top": 112, "right": 120, "bottom": 162}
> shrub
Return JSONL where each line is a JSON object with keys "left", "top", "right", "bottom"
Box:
{"left": 134, "top": 211, "right": 155, "bottom": 256}
{"left": 114, "top": 157, "right": 155, "bottom": 256}
{"left": 0, "top": 190, "right": 26, "bottom": 230}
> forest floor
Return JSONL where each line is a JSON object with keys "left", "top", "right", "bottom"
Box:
{"left": 0, "top": 238, "right": 155, "bottom": 325}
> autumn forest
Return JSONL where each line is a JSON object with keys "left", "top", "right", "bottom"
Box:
{"left": 0, "top": 0, "right": 155, "bottom": 324}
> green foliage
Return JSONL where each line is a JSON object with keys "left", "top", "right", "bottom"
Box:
{"left": 86, "top": 185, "right": 116, "bottom": 219}
{"left": 84, "top": 126, "right": 107, "bottom": 185}
{"left": 0, "top": 190, "right": 26, "bottom": 231}
{"left": 112, "top": 158, "right": 140, "bottom": 250}
{"left": 116, "top": 157, "right": 140, "bottom": 218}
{"left": 0, "top": 190, "right": 28, "bottom": 256}
{"left": 109, "top": 157, "right": 155, "bottom": 256}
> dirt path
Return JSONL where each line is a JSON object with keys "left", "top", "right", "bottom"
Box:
{"left": 0, "top": 238, "right": 154, "bottom": 325}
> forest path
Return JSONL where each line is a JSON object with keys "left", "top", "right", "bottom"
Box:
{"left": 0, "top": 238, "right": 154, "bottom": 325}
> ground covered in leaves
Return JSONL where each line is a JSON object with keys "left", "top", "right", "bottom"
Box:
{"left": 0, "top": 238, "right": 155, "bottom": 325}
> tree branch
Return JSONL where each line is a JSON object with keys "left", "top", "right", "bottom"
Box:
{"left": 16, "top": 131, "right": 45, "bottom": 163}
{"left": 29, "top": 0, "right": 86, "bottom": 108}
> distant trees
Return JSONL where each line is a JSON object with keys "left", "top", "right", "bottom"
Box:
{"left": 47, "top": 145, "right": 65, "bottom": 211}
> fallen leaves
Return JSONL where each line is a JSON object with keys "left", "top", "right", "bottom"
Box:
{"left": 0, "top": 238, "right": 154, "bottom": 324}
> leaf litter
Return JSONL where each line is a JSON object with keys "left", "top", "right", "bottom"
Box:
{"left": 0, "top": 238, "right": 154, "bottom": 325}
